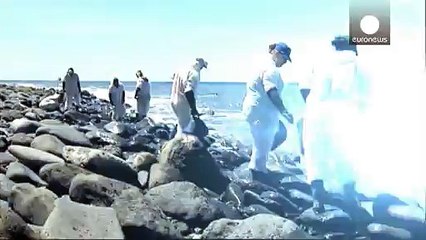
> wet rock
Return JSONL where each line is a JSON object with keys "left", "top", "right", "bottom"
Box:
{"left": 284, "top": 188, "right": 314, "bottom": 211}
{"left": 0, "top": 174, "right": 16, "bottom": 200}
{"left": 241, "top": 203, "right": 279, "bottom": 216}
{"left": 39, "top": 94, "right": 59, "bottom": 112}
{"left": 104, "top": 121, "right": 137, "bottom": 138}
{"left": 145, "top": 181, "right": 226, "bottom": 228}
{"left": 201, "top": 214, "right": 315, "bottom": 239}
{"left": 209, "top": 198, "right": 243, "bottom": 220}
{"left": 0, "top": 136, "right": 8, "bottom": 152}
{"left": 0, "top": 200, "right": 27, "bottom": 239}
{"left": 137, "top": 171, "right": 149, "bottom": 188}
{"left": 36, "top": 125, "right": 92, "bottom": 147}
{"left": 368, "top": 223, "right": 412, "bottom": 240}
{"left": 129, "top": 152, "right": 157, "bottom": 172}
{"left": 220, "top": 182, "right": 244, "bottom": 207}
{"left": 244, "top": 190, "right": 287, "bottom": 217}
{"left": 148, "top": 163, "right": 183, "bottom": 189}
{"left": 9, "top": 133, "right": 34, "bottom": 146}
{"left": 0, "top": 151, "right": 18, "bottom": 165}
{"left": 62, "top": 146, "right": 139, "bottom": 186}
{"left": 64, "top": 110, "right": 91, "bottom": 124}
{"left": 279, "top": 175, "right": 312, "bottom": 195}
{"left": 100, "top": 144, "right": 122, "bottom": 158}
{"left": 69, "top": 173, "right": 138, "bottom": 207}
{"left": 39, "top": 119, "right": 63, "bottom": 126}
{"left": 31, "top": 134, "right": 65, "bottom": 157}
{"left": 10, "top": 118, "right": 41, "bottom": 134}
{"left": 43, "top": 195, "right": 124, "bottom": 239}
{"left": 260, "top": 190, "right": 302, "bottom": 215}
{"left": 9, "top": 183, "right": 58, "bottom": 225}
{"left": 296, "top": 205, "right": 355, "bottom": 235}
{"left": 39, "top": 162, "right": 92, "bottom": 196}
{"left": 6, "top": 162, "right": 47, "bottom": 186}
{"left": 111, "top": 188, "right": 189, "bottom": 239}
{"left": 158, "top": 135, "right": 230, "bottom": 194}
{"left": 8, "top": 145, "right": 64, "bottom": 171}
{"left": 209, "top": 147, "right": 249, "bottom": 170}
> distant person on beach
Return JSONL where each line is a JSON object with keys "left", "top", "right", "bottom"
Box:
{"left": 134, "top": 70, "right": 151, "bottom": 120}
{"left": 303, "top": 35, "right": 365, "bottom": 213}
{"left": 170, "top": 58, "right": 208, "bottom": 137}
{"left": 242, "top": 42, "right": 294, "bottom": 184}
{"left": 108, "top": 77, "right": 126, "bottom": 121}
{"left": 62, "top": 67, "right": 81, "bottom": 111}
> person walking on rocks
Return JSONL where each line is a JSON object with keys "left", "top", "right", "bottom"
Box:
{"left": 108, "top": 77, "right": 126, "bottom": 121}
{"left": 303, "top": 35, "right": 367, "bottom": 213}
{"left": 62, "top": 67, "right": 81, "bottom": 111}
{"left": 170, "top": 58, "right": 208, "bottom": 137}
{"left": 134, "top": 70, "right": 151, "bottom": 120}
{"left": 242, "top": 42, "right": 294, "bottom": 184}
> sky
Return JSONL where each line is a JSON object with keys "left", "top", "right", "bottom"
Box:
{"left": 0, "top": 0, "right": 424, "bottom": 82}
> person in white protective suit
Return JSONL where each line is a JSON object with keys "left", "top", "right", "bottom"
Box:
{"left": 134, "top": 70, "right": 151, "bottom": 120}
{"left": 62, "top": 68, "right": 81, "bottom": 111}
{"left": 170, "top": 58, "right": 208, "bottom": 137}
{"left": 108, "top": 77, "right": 126, "bottom": 121}
{"left": 242, "top": 42, "right": 294, "bottom": 184}
{"left": 303, "top": 35, "right": 369, "bottom": 213}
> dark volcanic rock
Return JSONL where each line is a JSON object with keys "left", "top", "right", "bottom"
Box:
{"left": 10, "top": 118, "right": 41, "bottom": 134}
{"left": 368, "top": 223, "right": 412, "bottom": 240}
{"left": 64, "top": 109, "right": 91, "bottom": 124}
{"left": 36, "top": 125, "right": 92, "bottom": 147}
{"left": 39, "top": 162, "right": 92, "bottom": 196}
{"left": 9, "top": 183, "right": 58, "bottom": 225}
{"left": 0, "top": 200, "right": 27, "bottom": 239}
{"left": 145, "top": 181, "right": 226, "bottom": 228}
{"left": 158, "top": 135, "right": 230, "bottom": 194}
{"left": 296, "top": 205, "right": 355, "bottom": 235}
{"left": 0, "top": 152, "right": 18, "bottom": 165}
{"left": 104, "top": 121, "right": 137, "bottom": 138}
{"left": 111, "top": 188, "right": 189, "bottom": 239}
{"left": 62, "top": 146, "right": 139, "bottom": 186}
{"left": 69, "top": 173, "right": 139, "bottom": 207}
{"left": 220, "top": 182, "right": 244, "bottom": 207}
{"left": 0, "top": 110, "right": 24, "bottom": 122}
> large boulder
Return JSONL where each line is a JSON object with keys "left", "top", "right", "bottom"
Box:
{"left": 0, "top": 151, "right": 18, "bottom": 165}
{"left": 0, "top": 174, "right": 16, "bottom": 200}
{"left": 64, "top": 110, "right": 91, "bottom": 124}
{"left": 0, "top": 110, "right": 24, "bottom": 122}
{"left": 69, "top": 173, "right": 139, "bottom": 207}
{"left": 111, "top": 188, "right": 189, "bottom": 239}
{"left": 128, "top": 152, "right": 157, "bottom": 172}
{"left": 62, "top": 146, "right": 139, "bottom": 186}
{"left": 0, "top": 200, "right": 27, "bottom": 239}
{"left": 7, "top": 145, "right": 64, "bottom": 171}
{"left": 368, "top": 223, "right": 412, "bottom": 240}
{"left": 145, "top": 181, "right": 226, "bottom": 228}
{"left": 43, "top": 196, "right": 124, "bottom": 239}
{"left": 31, "top": 134, "right": 65, "bottom": 157}
{"left": 39, "top": 162, "right": 92, "bottom": 196}
{"left": 10, "top": 118, "right": 41, "bottom": 134}
{"left": 36, "top": 125, "right": 92, "bottom": 147}
{"left": 201, "top": 214, "right": 315, "bottom": 239}
{"left": 39, "top": 94, "right": 59, "bottom": 112}
{"left": 6, "top": 162, "right": 47, "bottom": 186}
{"left": 157, "top": 135, "right": 230, "bottom": 194}
{"left": 9, "top": 183, "right": 58, "bottom": 225}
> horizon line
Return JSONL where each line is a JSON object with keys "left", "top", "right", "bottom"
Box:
{"left": 0, "top": 79, "right": 246, "bottom": 83}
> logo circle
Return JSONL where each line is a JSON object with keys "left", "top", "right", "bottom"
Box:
{"left": 360, "top": 15, "right": 380, "bottom": 35}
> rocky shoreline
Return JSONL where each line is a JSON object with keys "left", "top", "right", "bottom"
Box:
{"left": 0, "top": 83, "right": 424, "bottom": 239}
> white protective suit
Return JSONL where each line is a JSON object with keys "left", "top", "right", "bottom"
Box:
{"left": 303, "top": 50, "right": 369, "bottom": 193}
{"left": 170, "top": 65, "right": 201, "bottom": 137}
{"left": 63, "top": 73, "right": 81, "bottom": 110}
{"left": 136, "top": 79, "right": 151, "bottom": 117}
{"left": 108, "top": 82, "right": 126, "bottom": 121}
{"left": 242, "top": 62, "right": 284, "bottom": 173}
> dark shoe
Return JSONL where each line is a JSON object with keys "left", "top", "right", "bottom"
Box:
{"left": 311, "top": 179, "right": 327, "bottom": 213}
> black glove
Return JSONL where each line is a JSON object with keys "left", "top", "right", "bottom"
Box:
{"left": 191, "top": 108, "right": 200, "bottom": 118}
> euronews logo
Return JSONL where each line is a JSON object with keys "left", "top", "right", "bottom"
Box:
{"left": 349, "top": 0, "right": 390, "bottom": 45}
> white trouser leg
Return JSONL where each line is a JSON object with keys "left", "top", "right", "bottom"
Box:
{"left": 248, "top": 119, "right": 279, "bottom": 173}
{"left": 171, "top": 102, "right": 192, "bottom": 135}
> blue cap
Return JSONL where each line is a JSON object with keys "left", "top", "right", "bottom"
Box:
{"left": 274, "top": 42, "right": 292, "bottom": 62}
{"left": 331, "top": 35, "right": 358, "bottom": 55}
